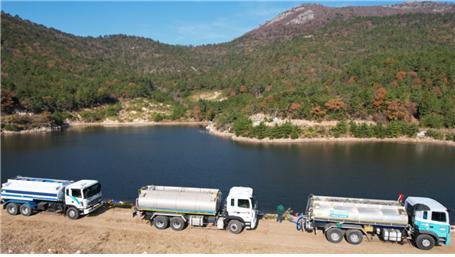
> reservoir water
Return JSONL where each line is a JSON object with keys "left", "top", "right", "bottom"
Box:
{"left": 2, "top": 126, "right": 454, "bottom": 222}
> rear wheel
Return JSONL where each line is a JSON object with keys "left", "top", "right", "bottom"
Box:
{"left": 325, "top": 228, "right": 344, "bottom": 243}
{"left": 153, "top": 216, "right": 169, "bottom": 230}
{"left": 20, "top": 204, "right": 32, "bottom": 216}
{"left": 227, "top": 220, "right": 244, "bottom": 234}
{"left": 345, "top": 229, "right": 363, "bottom": 245}
{"left": 415, "top": 234, "right": 435, "bottom": 250}
{"left": 6, "top": 203, "right": 19, "bottom": 216}
{"left": 66, "top": 207, "right": 80, "bottom": 220}
{"left": 170, "top": 217, "right": 186, "bottom": 231}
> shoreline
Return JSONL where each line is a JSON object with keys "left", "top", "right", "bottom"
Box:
{"left": 205, "top": 123, "right": 455, "bottom": 147}
{"left": 67, "top": 120, "right": 208, "bottom": 128}
{"left": 2, "top": 120, "right": 455, "bottom": 146}
{"left": 0, "top": 120, "right": 208, "bottom": 135}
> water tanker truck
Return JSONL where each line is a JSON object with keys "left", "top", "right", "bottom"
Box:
{"left": 297, "top": 194, "right": 451, "bottom": 250}
{"left": 1, "top": 176, "right": 103, "bottom": 219}
{"left": 133, "top": 185, "right": 258, "bottom": 234}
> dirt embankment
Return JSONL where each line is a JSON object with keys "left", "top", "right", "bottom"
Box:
{"left": 1, "top": 208, "right": 454, "bottom": 254}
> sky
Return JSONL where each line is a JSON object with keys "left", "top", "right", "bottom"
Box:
{"left": 1, "top": 0, "right": 448, "bottom": 46}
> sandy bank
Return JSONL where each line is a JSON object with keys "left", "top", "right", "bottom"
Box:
{"left": 0, "top": 126, "right": 63, "bottom": 136}
{"left": 1, "top": 208, "right": 454, "bottom": 254}
{"left": 206, "top": 123, "right": 455, "bottom": 147}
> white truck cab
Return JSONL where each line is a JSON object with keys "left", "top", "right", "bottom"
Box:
{"left": 64, "top": 180, "right": 103, "bottom": 216}
{"left": 225, "top": 186, "right": 258, "bottom": 230}
{"left": 405, "top": 197, "right": 451, "bottom": 249}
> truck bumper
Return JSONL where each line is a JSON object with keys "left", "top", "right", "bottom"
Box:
{"left": 82, "top": 201, "right": 104, "bottom": 215}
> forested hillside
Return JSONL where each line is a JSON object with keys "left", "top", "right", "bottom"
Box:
{"left": 1, "top": 2, "right": 455, "bottom": 134}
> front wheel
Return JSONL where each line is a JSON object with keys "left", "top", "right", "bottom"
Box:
{"left": 415, "top": 234, "right": 435, "bottom": 250}
{"left": 227, "top": 220, "right": 244, "bottom": 234}
{"left": 6, "top": 203, "right": 19, "bottom": 215}
{"left": 66, "top": 207, "right": 80, "bottom": 220}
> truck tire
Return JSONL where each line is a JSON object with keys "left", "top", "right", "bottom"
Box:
{"left": 19, "top": 204, "right": 32, "bottom": 216}
{"left": 325, "top": 228, "right": 344, "bottom": 243}
{"left": 66, "top": 207, "right": 80, "bottom": 220}
{"left": 227, "top": 220, "right": 244, "bottom": 234}
{"left": 6, "top": 203, "right": 19, "bottom": 215}
{"left": 415, "top": 234, "right": 435, "bottom": 250}
{"left": 153, "top": 216, "right": 169, "bottom": 230}
{"left": 170, "top": 217, "right": 186, "bottom": 231}
{"left": 345, "top": 229, "right": 363, "bottom": 245}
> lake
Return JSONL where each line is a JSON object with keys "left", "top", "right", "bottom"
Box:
{"left": 2, "top": 126, "right": 454, "bottom": 222}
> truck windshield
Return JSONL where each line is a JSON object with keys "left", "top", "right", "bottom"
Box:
{"left": 83, "top": 183, "right": 101, "bottom": 198}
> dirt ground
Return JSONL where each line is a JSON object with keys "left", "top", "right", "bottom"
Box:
{"left": 1, "top": 207, "right": 454, "bottom": 254}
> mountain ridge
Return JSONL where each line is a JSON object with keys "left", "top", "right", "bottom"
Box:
{"left": 1, "top": 2, "right": 455, "bottom": 133}
{"left": 239, "top": 1, "right": 455, "bottom": 43}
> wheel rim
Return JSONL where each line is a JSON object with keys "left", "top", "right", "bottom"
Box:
{"left": 69, "top": 210, "right": 76, "bottom": 218}
{"left": 231, "top": 224, "right": 238, "bottom": 231}
{"left": 422, "top": 239, "right": 431, "bottom": 247}
{"left": 173, "top": 221, "right": 182, "bottom": 229}
{"left": 350, "top": 234, "right": 359, "bottom": 243}
{"left": 8, "top": 206, "right": 17, "bottom": 214}
{"left": 331, "top": 232, "right": 340, "bottom": 241}
{"left": 156, "top": 221, "right": 164, "bottom": 227}
{"left": 22, "top": 207, "right": 30, "bottom": 215}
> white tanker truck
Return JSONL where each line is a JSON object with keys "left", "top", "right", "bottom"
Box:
{"left": 133, "top": 185, "right": 258, "bottom": 234}
{"left": 1, "top": 176, "right": 103, "bottom": 219}
{"left": 297, "top": 195, "right": 451, "bottom": 250}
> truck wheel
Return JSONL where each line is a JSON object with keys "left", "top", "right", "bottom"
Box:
{"left": 19, "top": 204, "right": 32, "bottom": 216}
{"left": 153, "top": 216, "right": 169, "bottom": 230}
{"left": 170, "top": 217, "right": 186, "bottom": 231}
{"left": 325, "top": 228, "right": 344, "bottom": 243}
{"left": 66, "top": 207, "right": 80, "bottom": 220}
{"left": 227, "top": 220, "right": 244, "bottom": 234}
{"left": 345, "top": 229, "right": 363, "bottom": 245}
{"left": 6, "top": 203, "right": 19, "bottom": 215}
{"left": 415, "top": 234, "right": 435, "bottom": 250}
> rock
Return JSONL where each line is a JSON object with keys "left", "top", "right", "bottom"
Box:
{"left": 417, "top": 131, "right": 426, "bottom": 138}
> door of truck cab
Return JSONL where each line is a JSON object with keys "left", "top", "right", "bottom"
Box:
{"left": 65, "top": 188, "right": 84, "bottom": 209}
{"left": 414, "top": 210, "right": 451, "bottom": 245}
{"left": 227, "top": 197, "right": 256, "bottom": 227}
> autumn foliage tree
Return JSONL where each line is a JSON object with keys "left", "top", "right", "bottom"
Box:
{"left": 372, "top": 85, "right": 387, "bottom": 109}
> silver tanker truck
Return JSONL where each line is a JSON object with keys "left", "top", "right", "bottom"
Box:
{"left": 133, "top": 185, "right": 258, "bottom": 234}
{"left": 297, "top": 195, "right": 451, "bottom": 250}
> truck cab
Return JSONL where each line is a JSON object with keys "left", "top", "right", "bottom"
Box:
{"left": 405, "top": 197, "right": 451, "bottom": 249}
{"left": 225, "top": 187, "right": 258, "bottom": 231}
{"left": 64, "top": 180, "right": 103, "bottom": 218}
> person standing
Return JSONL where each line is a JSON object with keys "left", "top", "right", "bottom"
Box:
{"left": 276, "top": 204, "right": 285, "bottom": 223}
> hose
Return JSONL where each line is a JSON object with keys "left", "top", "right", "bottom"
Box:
{"left": 291, "top": 213, "right": 305, "bottom": 231}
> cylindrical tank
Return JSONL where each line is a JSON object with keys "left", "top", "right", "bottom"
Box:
{"left": 1, "top": 176, "right": 72, "bottom": 202}
{"left": 136, "top": 185, "right": 222, "bottom": 215}
{"left": 307, "top": 195, "right": 408, "bottom": 226}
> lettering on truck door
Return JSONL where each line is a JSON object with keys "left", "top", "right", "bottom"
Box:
{"left": 66, "top": 188, "right": 83, "bottom": 209}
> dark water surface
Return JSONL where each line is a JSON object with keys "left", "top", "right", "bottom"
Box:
{"left": 2, "top": 126, "right": 454, "bottom": 221}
